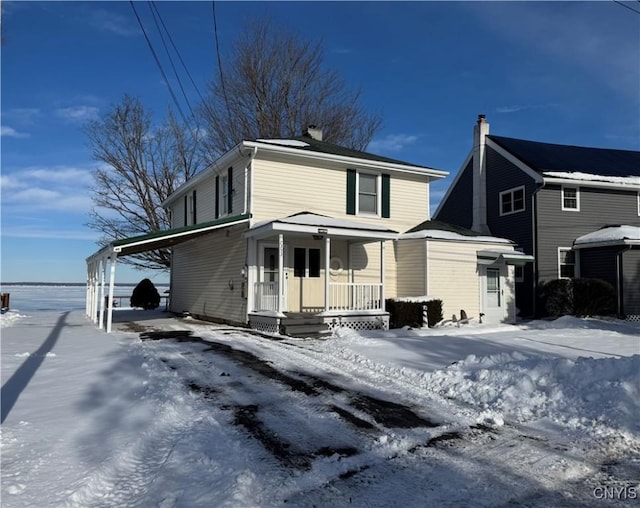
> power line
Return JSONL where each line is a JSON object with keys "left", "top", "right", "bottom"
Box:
{"left": 129, "top": 0, "right": 189, "bottom": 124}
{"left": 212, "top": 0, "right": 231, "bottom": 121}
{"left": 149, "top": 1, "right": 208, "bottom": 108}
{"left": 147, "top": 1, "right": 195, "bottom": 120}
{"left": 613, "top": 0, "right": 640, "bottom": 14}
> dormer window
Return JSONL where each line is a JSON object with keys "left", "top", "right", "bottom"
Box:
{"left": 562, "top": 186, "right": 579, "bottom": 211}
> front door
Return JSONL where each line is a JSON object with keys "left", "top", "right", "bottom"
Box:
{"left": 482, "top": 266, "right": 505, "bottom": 323}
{"left": 288, "top": 246, "right": 324, "bottom": 313}
{"left": 259, "top": 245, "right": 286, "bottom": 311}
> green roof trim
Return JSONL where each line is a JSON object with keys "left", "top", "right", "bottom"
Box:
{"left": 110, "top": 213, "right": 251, "bottom": 255}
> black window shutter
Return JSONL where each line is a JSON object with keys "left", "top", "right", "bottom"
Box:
{"left": 227, "top": 167, "right": 233, "bottom": 214}
{"left": 215, "top": 175, "right": 220, "bottom": 219}
{"left": 382, "top": 174, "right": 390, "bottom": 218}
{"left": 192, "top": 190, "right": 197, "bottom": 224}
{"left": 184, "top": 195, "right": 188, "bottom": 226}
{"left": 346, "top": 169, "right": 356, "bottom": 215}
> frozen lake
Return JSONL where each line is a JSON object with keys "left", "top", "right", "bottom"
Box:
{"left": 0, "top": 284, "right": 169, "bottom": 313}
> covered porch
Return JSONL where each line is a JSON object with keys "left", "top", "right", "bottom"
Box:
{"left": 245, "top": 213, "right": 398, "bottom": 335}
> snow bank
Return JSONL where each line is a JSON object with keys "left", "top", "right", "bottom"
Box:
{"left": 0, "top": 311, "right": 26, "bottom": 328}
{"left": 426, "top": 352, "right": 640, "bottom": 441}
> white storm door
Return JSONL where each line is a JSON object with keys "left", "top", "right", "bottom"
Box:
{"left": 482, "top": 267, "right": 505, "bottom": 323}
{"left": 260, "top": 245, "right": 287, "bottom": 311}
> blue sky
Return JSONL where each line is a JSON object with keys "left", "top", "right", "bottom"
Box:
{"left": 1, "top": 1, "right": 639, "bottom": 283}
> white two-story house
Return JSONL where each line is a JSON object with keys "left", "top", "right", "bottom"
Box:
{"left": 87, "top": 127, "right": 532, "bottom": 334}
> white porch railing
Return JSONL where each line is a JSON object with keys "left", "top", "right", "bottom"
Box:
{"left": 329, "top": 283, "right": 382, "bottom": 311}
{"left": 253, "top": 281, "right": 383, "bottom": 312}
{"left": 254, "top": 281, "right": 279, "bottom": 311}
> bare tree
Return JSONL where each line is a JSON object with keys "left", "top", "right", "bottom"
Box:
{"left": 86, "top": 95, "right": 204, "bottom": 270}
{"left": 199, "top": 18, "right": 382, "bottom": 156}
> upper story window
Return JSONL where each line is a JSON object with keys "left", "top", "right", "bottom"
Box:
{"left": 346, "top": 169, "right": 390, "bottom": 218}
{"left": 562, "top": 186, "right": 579, "bottom": 211}
{"left": 499, "top": 186, "right": 525, "bottom": 216}
{"left": 358, "top": 173, "right": 378, "bottom": 214}
{"left": 189, "top": 190, "right": 197, "bottom": 224}
{"left": 216, "top": 167, "right": 233, "bottom": 218}
{"left": 558, "top": 248, "right": 577, "bottom": 278}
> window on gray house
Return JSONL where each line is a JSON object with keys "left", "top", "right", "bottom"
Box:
{"left": 500, "top": 186, "right": 525, "bottom": 215}
{"left": 558, "top": 248, "right": 576, "bottom": 278}
{"left": 562, "top": 187, "right": 579, "bottom": 211}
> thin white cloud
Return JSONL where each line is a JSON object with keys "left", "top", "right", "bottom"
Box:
{"left": 1, "top": 166, "right": 94, "bottom": 213}
{"left": 90, "top": 9, "right": 138, "bottom": 37}
{"left": 0, "top": 225, "right": 98, "bottom": 241}
{"left": 2, "top": 108, "right": 41, "bottom": 123}
{"left": 368, "top": 134, "right": 419, "bottom": 153}
{"left": 468, "top": 2, "right": 640, "bottom": 100}
{"left": 495, "top": 104, "right": 559, "bottom": 114}
{"left": 56, "top": 105, "right": 100, "bottom": 124}
{"left": 1, "top": 126, "right": 30, "bottom": 138}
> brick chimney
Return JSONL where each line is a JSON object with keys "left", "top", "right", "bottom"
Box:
{"left": 472, "top": 114, "right": 490, "bottom": 234}
{"left": 304, "top": 124, "right": 323, "bottom": 141}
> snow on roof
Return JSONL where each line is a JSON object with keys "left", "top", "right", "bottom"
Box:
{"left": 256, "top": 138, "right": 311, "bottom": 147}
{"left": 574, "top": 225, "right": 640, "bottom": 247}
{"left": 400, "top": 229, "right": 513, "bottom": 244}
{"left": 252, "top": 212, "right": 397, "bottom": 233}
{"left": 543, "top": 171, "right": 640, "bottom": 186}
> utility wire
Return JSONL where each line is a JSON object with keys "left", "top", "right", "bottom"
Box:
{"left": 130, "top": 0, "right": 189, "bottom": 124}
{"left": 147, "top": 1, "right": 196, "bottom": 121}
{"left": 613, "top": 0, "right": 640, "bottom": 14}
{"left": 212, "top": 0, "right": 232, "bottom": 121}
{"left": 150, "top": 1, "right": 208, "bottom": 108}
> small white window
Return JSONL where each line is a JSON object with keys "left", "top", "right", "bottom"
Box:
{"left": 499, "top": 186, "right": 525, "bottom": 216}
{"left": 562, "top": 186, "right": 579, "bottom": 211}
{"left": 358, "top": 173, "right": 379, "bottom": 214}
{"left": 637, "top": 192, "right": 640, "bottom": 216}
{"left": 558, "top": 248, "right": 577, "bottom": 279}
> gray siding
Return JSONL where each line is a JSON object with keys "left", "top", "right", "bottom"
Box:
{"left": 622, "top": 248, "right": 640, "bottom": 317}
{"left": 435, "top": 159, "right": 473, "bottom": 229}
{"left": 536, "top": 185, "right": 639, "bottom": 285}
{"left": 485, "top": 147, "right": 538, "bottom": 316}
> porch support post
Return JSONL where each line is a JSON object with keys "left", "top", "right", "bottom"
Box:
{"left": 98, "top": 258, "right": 106, "bottom": 329}
{"left": 91, "top": 262, "right": 99, "bottom": 324}
{"left": 106, "top": 253, "right": 117, "bottom": 333}
{"left": 277, "top": 234, "right": 284, "bottom": 314}
{"left": 380, "top": 240, "right": 385, "bottom": 310}
{"left": 247, "top": 237, "right": 257, "bottom": 315}
{"left": 324, "top": 236, "right": 331, "bottom": 312}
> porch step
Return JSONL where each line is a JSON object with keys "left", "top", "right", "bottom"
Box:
{"left": 282, "top": 316, "right": 330, "bottom": 338}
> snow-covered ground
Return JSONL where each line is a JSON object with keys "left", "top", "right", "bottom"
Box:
{"left": 1, "top": 306, "right": 638, "bottom": 507}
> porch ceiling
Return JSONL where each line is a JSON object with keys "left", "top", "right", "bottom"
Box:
{"left": 246, "top": 212, "right": 398, "bottom": 241}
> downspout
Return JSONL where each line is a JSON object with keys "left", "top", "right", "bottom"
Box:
{"left": 531, "top": 180, "right": 546, "bottom": 317}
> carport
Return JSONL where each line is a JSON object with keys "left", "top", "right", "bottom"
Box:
{"left": 85, "top": 214, "right": 250, "bottom": 332}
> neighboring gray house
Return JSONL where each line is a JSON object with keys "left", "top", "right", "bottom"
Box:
{"left": 435, "top": 115, "right": 640, "bottom": 319}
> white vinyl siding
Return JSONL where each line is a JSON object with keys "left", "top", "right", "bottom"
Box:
{"left": 251, "top": 152, "right": 430, "bottom": 233}
{"left": 396, "top": 239, "right": 427, "bottom": 297}
{"left": 170, "top": 225, "right": 248, "bottom": 324}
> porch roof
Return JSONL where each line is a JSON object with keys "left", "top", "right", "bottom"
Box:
{"left": 246, "top": 212, "right": 398, "bottom": 240}
{"left": 572, "top": 225, "right": 640, "bottom": 249}
{"left": 477, "top": 249, "right": 535, "bottom": 266}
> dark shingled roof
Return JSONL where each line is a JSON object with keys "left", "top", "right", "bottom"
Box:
{"left": 254, "top": 134, "right": 443, "bottom": 171}
{"left": 406, "top": 219, "right": 488, "bottom": 236}
{"left": 488, "top": 135, "right": 640, "bottom": 178}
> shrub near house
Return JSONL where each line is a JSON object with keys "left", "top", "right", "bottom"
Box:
{"left": 542, "top": 278, "right": 616, "bottom": 318}
{"left": 131, "top": 279, "right": 161, "bottom": 310}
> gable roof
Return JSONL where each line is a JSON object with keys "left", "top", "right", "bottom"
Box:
{"left": 487, "top": 135, "right": 640, "bottom": 178}
{"left": 401, "top": 219, "right": 513, "bottom": 244}
{"left": 253, "top": 135, "right": 446, "bottom": 172}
